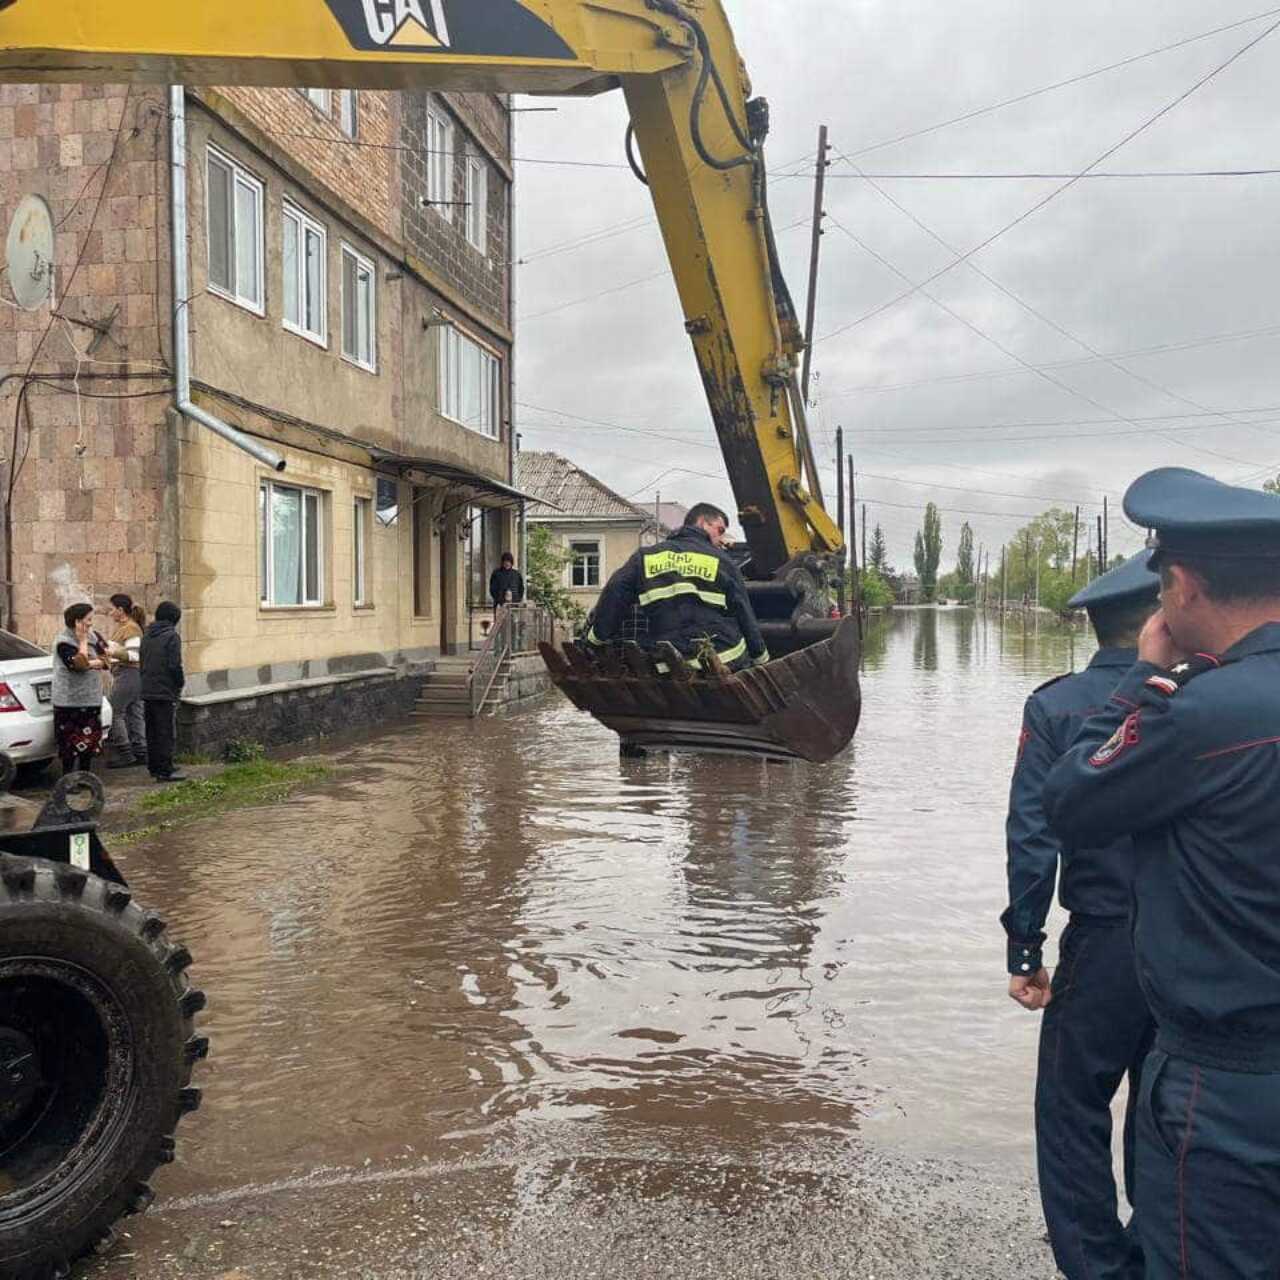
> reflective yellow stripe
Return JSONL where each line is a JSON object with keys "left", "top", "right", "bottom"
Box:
{"left": 717, "top": 637, "right": 747, "bottom": 665}
{"left": 586, "top": 627, "right": 603, "bottom": 645}
{"left": 643, "top": 549, "right": 719, "bottom": 583}
{"left": 637, "top": 581, "right": 727, "bottom": 610}
{"left": 655, "top": 636, "right": 747, "bottom": 673}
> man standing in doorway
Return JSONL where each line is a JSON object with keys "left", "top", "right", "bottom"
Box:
{"left": 489, "top": 551, "right": 524, "bottom": 609}
{"left": 587, "top": 502, "right": 768, "bottom": 671}
{"left": 1045, "top": 466, "right": 1280, "bottom": 1278}
{"left": 1004, "top": 551, "right": 1160, "bottom": 1280}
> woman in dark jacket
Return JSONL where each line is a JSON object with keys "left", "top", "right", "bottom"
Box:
{"left": 52, "top": 601, "right": 109, "bottom": 774}
{"left": 140, "top": 601, "right": 186, "bottom": 782}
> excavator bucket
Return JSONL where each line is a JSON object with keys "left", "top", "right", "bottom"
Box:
{"left": 539, "top": 616, "right": 861, "bottom": 762}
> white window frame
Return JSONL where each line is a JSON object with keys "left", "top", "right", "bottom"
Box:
{"left": 281, "top": 201, "right": 328, "bottom": 347}
{"left": 353, "top": 496, "right": 371, "bottom": 606}
{"left": 425, "top": 100, "right": 454, "bottom": 221}
{"left": 437, "top": 325, "right": 500, "bottom": 439}
{"left": 260, "top": 479, "right": 326, "bottom": 608}
{"left": 464, "top": 148, "right": 487, "bottom": 254}
{"left": 568, "top": 539, "right": 602, "bottom": 590}
{"left": 340, "top": 243, "right": 378, "bottom": 372}
{"left": 338, "top": 89, "right": 358, "bottom": 139}
{"left": 206, "top": 146, "right": 265, "bottom": 315}
{"left": 301, "top": 87, "right": 332, "bottom": 114}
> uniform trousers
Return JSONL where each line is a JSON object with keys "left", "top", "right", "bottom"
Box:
{"left": 1036, "top": 917, "right": 1154, "bottom": 1280}
{"left": 1136, "top": 1048, "right": 1280, "bottom": 1278}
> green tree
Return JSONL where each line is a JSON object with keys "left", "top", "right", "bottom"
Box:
{"left": 526, "top": 524, "right": 586, "bottom": 626}
{"left": 868, "top": 523, "right": 889, "bottom": 574}
{"left": 859, "top": 566, "right": 894, "bottom": 608}
{"left": 913, "top": 503, "right": 943, "bottom": 602}
{"left": 956, "top": 522, "right": 975, "bottom": 586}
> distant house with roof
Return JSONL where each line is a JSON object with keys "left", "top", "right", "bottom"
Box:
{"left": 519, "top": 451, "right": 659, "bottom": 611}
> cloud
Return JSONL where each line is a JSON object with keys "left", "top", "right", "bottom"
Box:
{"left": 515, "top": 0, "right": 1280, "bottom": 569}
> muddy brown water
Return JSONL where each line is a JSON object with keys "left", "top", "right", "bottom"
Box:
{"left": 116, "top": 608, "right": 1093, "bottom": 1205}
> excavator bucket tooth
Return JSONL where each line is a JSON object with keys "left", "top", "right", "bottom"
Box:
{"left": 540, "top": 617, "right": 861, "bottom": 762}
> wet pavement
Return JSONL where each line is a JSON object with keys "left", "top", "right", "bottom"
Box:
{"left": 84, "top": 609, "right": 1099, "bottom": 1278}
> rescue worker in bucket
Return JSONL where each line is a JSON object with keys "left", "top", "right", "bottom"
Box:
{"left": 586, "top": 502, "right": 769, "bottom": 671}
{"left": 1003, "top": 550, "right": 1160, "bottom": 1280}
{"left": 1044, "top": 466, "right": 1280, "bottom": 1279}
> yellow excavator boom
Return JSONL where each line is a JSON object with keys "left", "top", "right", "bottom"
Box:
{"left": 0, "top": 0, "right": 843, "bottom": 577}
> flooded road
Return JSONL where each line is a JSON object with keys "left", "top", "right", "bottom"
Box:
{"left": 91, "top": 609, "right": 1094, "bottom": 1278}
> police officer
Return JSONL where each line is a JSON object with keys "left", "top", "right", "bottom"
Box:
{"left": 587, "top": 502, "right": 768, "bottom": 671}
{"left": 1004, "top": 551, "right": 1159, "bottom": 1280}
{"left": 1044, "top": 467, "right": 1280, "bottom": 1279}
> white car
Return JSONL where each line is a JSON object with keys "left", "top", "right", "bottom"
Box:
{"left": 0, "top": 629, "right": 113, "bottom": 768}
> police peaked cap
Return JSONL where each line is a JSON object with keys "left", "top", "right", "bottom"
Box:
{"left": 1067, "top": 549, "right": 1159, "bottom": 611}
{"left": 1124, "top": 466, "right": 1280, "bottom": 563}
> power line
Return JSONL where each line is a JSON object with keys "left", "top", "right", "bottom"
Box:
{"left": 821, "top": 324, "right": 1280, "bottom": 400}
{"left": 819, "top": 167, "right": 1280, "bottom": 180}
{"left": 815, "top": 17, "right": 1280, "bottom": 347}
{"left": 842, "top": 5, "right": 1280, "bottom": 160}
{"left": 852, "top": 468, "right": 1107, "bottom": 506}
{"left": 834, "top": 153, "right": 1274, "bottom": 464}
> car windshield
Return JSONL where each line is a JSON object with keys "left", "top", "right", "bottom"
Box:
{"left": 0, "top": 629, "right": 47, "bottom": 660}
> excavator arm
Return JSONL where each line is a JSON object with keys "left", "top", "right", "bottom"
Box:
{"left": 0, "top": 0, "right": 843, "bottom": 582}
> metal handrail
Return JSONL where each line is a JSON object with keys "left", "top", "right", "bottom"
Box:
{"left": 469, "top": 604, "right": 513, "bottom": 717}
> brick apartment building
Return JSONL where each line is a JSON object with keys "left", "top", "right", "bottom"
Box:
{"left": 0, "top": 81, "right": 523, "bottom": 748}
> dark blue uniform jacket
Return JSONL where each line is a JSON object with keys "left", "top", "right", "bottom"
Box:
{"left": 1044, "top": 623, "right": 1280, "bottom": 1072}
{"left": 589, "top": 524, "right": 767, "bottom": 666}
{"left": 1003, "top": 647, "right": 1139, "bottom": 974}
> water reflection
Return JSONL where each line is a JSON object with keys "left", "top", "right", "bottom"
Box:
{"left": 113, "top": 608, "right": 1097, "bottom": 1197}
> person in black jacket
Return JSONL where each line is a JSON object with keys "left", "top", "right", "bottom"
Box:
{"left": 140, "top": 601, "right": 186, "bottom": 782}
{"left": 587, "top": 503, "right": 768, "bottom": 671}
{"left": 489, "top": 552, "right": 524, "bottom": 609}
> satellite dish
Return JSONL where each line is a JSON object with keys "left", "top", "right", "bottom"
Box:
{"left": 6, "top": 194, "right": 54, "bottom": 311}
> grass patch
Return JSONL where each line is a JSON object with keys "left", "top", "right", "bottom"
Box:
{"left": 131, "top": 760, "right": 329, "bottom": 821}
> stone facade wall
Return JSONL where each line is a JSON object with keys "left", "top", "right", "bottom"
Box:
{"left": 400, "top": 92, "right": 511, "bottom": 331}
{"left": 0, "top": 84, "right": 173, "bottom": 645}
{"left": 178, "top": 669, "right": 427, "bottom": 756}
{"left": 207, "top": 87, "right": 398, "bottom": 243}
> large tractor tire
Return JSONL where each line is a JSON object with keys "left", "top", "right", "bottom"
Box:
{"left": 0, "top": 855, "right": 206, "bottom": 1279}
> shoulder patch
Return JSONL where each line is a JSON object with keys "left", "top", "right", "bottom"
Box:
{"left": 1089, "top": 711, "right": 1142, "bottom": 768}
{"left": 1032, "top": 672, "right": 1071, "bottom": 694}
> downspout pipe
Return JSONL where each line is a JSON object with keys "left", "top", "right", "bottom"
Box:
{"left": 169, "top": 85, "right": 285, "bottom": 473}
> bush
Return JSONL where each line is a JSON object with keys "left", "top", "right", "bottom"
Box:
{"left": 223, "top": 739, "right": 266, "bottom": 763}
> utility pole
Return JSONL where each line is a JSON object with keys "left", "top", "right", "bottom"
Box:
{"left": 1103, "top": 495, "right": 1109, "bottom": 569}
{"left": 835, "top": 425, "right": 846, "bottom": 614}
{"left": 976, "top": 542, "right": 984, "bottom": 607}
{"left": 1034, "top": 541, "right": 1041, "bottom": 611}
{"left": 655, "top": 490, "right": 661, "bottom": 537}
{"left": 1071, "top": 506, "right": 1080, "bottom": 584}
{"left": 1022, "top": 530, "right": 1033, "bottom": 608}
{"left": 848, "top": 456, "right": 862, "bottom": 630}
{"left": 1000, "top": 546, "right": 1007, "bottom": 611}
{"left": 1097, "top": 514, "right": 1104, "bottom": 579}
{"left": 800, "top": 125, "right": 831, "bottom": 406}
{"left": 860, "top": 496, "right": 867, "bottom": 585}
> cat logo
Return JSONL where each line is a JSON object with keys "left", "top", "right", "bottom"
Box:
{"left": 360, "top": 0, "right": 449, "bottom": 49}
{"left": 321, "top": 0, "right": 577, "bottom": 60}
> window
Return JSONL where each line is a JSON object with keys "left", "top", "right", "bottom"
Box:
{"left": 570, "top": 540, "right": 601, "bottom": 589}
{"left": 300, "top": 87, "right": 331, "bottom": 114}
{"left": 260, "top": 479, "right": 325, "bottom": 607}
{"left": 464, "top": 149, "right": 487, "bottom": 254}
{"left": 282, "top": 202, "right": 326, "bottom": 344}
{"left": 353, "top": 496, "right": 371, "bottom": 606}
{"left": 207, "top": 147, "right": 264, "bottom": 313}
{"left": 340, "top": 243, "right": 376, "bottom": 371}
{"left": 438, "top": 326, "right": 499, "bottom": 438}
{"left": 425, "top": 101, "right": 454, "bottom": 220}
{"left": 338, "top": 89, "right": 358, "bottom": 139}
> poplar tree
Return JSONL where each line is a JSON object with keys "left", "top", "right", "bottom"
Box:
{"left": 914, "top": 503, "right": 943, "bottom": 602}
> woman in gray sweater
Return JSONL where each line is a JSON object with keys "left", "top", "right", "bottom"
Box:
{"left": 52, "top": 601, "right": 109, "bottom": 774}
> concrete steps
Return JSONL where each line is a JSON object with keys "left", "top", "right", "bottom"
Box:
{"left": 413, "top": 656, "right": 520, "bottom": 719}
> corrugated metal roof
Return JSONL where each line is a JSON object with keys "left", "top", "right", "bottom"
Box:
{"left": 518, "top": 452, "right": 655, "bottom": 522}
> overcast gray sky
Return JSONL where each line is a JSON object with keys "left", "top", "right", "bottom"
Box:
{"left": 513, "top": 0, "right": 1280, "bottom": 572}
